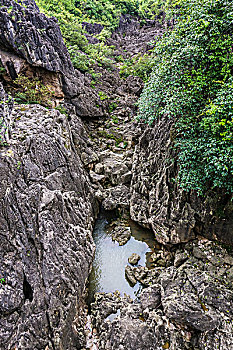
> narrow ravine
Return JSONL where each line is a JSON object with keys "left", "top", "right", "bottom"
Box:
{"left": 1, "top": 2, "right": 233, "bottom": 349}
{"left": 79, "top": 17, "right": 233, "bottom": 350}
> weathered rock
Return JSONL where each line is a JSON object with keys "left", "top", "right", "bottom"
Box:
{"left": 90, "top": 170, "right": 105, "bottom": 184}
{"left": 95, "top": 162, "right": 104, "bottom": 174}
{"left": 174, "top": 251, "right": 189, "bottom": 267}
{"left": 140, "top": 284, "right": 161, "bottom": 310}
{"left": 0, "top": 0, "right": 73, "bottom": 74}
{"left": 91, "top": 239, "right": 233, "bottom": 350}
{"left": 130, "top": 118, "right": 233, "bottom": 246}
{"left": 0, "top": 84, "right": 97, "bottom": 349}
{"left": 125, "top": 265, "right": 137, "bottom": 286}
{"left": 128, "top": 253, "right": 140, "bottom": 265}
{"left": 112, "top": 226, "right": 131, "bottom": 246}
{"left": 0, "top": 0, "right": 104, "bottom": 116}
{"left": 0, "top": 82, "right": 13, "bottom": 145}
{"left": 98, "top": 150, "right": 130, "bottom": 185}
{"left": 102, "top": 185, "right": 130, "bottom": 210}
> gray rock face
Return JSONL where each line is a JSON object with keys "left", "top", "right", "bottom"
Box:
{"left": 91, "top": 239, "right": 233, "bottom": 350}
{"left": 0, "top": 0, "right": 104, "bottom": 116}
{"left": 0, "top": 0, "right": 73, "bottom": 75}
{"left": 101, "top": 185, "right": 131, "bottom": 211}
{"left": 130, "top": 119, "right": 233, "bottom": 246}
{"left": 0, "top": 82, "right": 13, "bottom": 145}
{"left": 0, "top": 84, "right": 97, "bottom": 349}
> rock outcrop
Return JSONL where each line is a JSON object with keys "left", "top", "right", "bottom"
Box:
{"left": 0, "top": 0, "right": 73, "bottom": 74}
{"left": 130, "top": 119, "right": 233, "bottom": 246}
{"left": 0, "top": 83, "right": 97, "bottom": 349}
{"left": 0, "top": 0, "right": 103, "bottom": 115}
{"left": 91, "top": 239, "right": 233, "bottom": 350}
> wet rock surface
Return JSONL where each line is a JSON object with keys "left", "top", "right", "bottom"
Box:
{"left": 112, "top": 226, "right": 131, "bottom": 246}
{"left": 90, "top": 239, "right": 233, "bottom": 350}
{"left": 128, "top": 253, "right": 140, "bottom": 265}
{"left": 0, "top": 83, "right": 97, "bottom": 349}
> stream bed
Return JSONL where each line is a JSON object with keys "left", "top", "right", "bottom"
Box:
{"left": 87, "top": 210, "right": 158, "bottom": 306}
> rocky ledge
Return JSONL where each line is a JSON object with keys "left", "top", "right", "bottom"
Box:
{"left": 91, "top": 238, "right": 233, "bottom": 350}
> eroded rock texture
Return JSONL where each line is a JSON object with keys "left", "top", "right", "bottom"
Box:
{"left": 0, "top": 0, "right": 73, "bottom": 74}
{"left": 0, "top": 84, "right": 97, "bottom": 349}
{"left": 130, "top": 119, "right": 233, "bottom": 246}
{"left": 91, "top": 239, "right": 233, "bottom": 350}
{"left": 0, "top": 0, "right": 103, "bottom": 115}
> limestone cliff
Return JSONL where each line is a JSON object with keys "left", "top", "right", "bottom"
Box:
{"left": 0, "top": 0, "right": 103, "bottom": 115}
{"left": 130, "top": 119, "right": 233, "bottom": 246}
{"left": 0, "top": 82, "right": 98, "bottom": 349}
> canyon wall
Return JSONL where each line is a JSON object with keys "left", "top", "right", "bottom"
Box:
{"left": 130, "top": 119, "right": 233, "bottom": 246}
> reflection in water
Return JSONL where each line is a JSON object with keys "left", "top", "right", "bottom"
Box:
{"left": 87, "top": 210, "right": 158, "bottom": 305}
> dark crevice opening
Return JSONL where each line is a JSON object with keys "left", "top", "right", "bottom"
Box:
{"left": 23, "top": 274, "right": 33, "bottom": 302}
{"left": 6, "top": 61, "right": 18, "bottom": 80}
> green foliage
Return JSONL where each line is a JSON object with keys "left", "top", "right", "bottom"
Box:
{"left": 0, "top": 66, "right": 6, "bottom": 76}
{"left": 98, "top": 91, "right": 108, "bottom": 100}
{"left": 35, "top": 0, "right": 173, "bottom": 73}
{"left": 120, "top": 53, "right": 155, "bottom": 81}
{"left": 138, "top": 0, "right": 233, "bottom": 194}
{"left": 0, "top": 277, "right": 6, "bottom": 284}
{"left": 68, "top": 48, "right": 93, "bottom": 72}
{"left": 97, "top": 129, "right": 123, "bottom": 145}
{"left": 13, "top": 75, "right": 54, "bottom": 106}
{"left": 55, "top": 104, "right": 68, "bottom": 116}
{"left": 111, "top": 115, "right": 119, "bottom": 124}
{"left": 108, "top": 101, "right": 118, "bottom": 113}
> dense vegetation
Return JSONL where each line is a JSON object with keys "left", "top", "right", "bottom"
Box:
{"left": 36, "top": 0, "right": 174, "bottom": 73}
{"left": 138, "top": 0, "right": 233, "bottom": 195}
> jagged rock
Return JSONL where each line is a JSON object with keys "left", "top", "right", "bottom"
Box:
{"left": 82, "top": 22, "right": 104, "bottom": 35}
{"left": 140, "top": 284, "right": 161, "bottom": 310}
{"left": 174, "top": 251, "right": 189, "bottom": 268}
{"left": 91, "top": 240, "right": 233, "bottom": 350}
{"left": 112, "top": 226, "right": 131, "bottom": 246}
{"left": 0, "top": 0, "right": 73, "bottom": 74}
{"left": 102, "top": 185, "right": 130, "bottom": 210}
{"left": 95, "top": 162, "right": 104, "bottom": 174}
{"left": 0, "top": 0, "right": 104, "bottom": 116}
{"left": 130, "top": 118, "right": 233, "bottom": 246}
{"left": 0, "top": 84, "right": 97, "bottom": 349}
{"left": 0, "top": 82, "right": 13, "bottom": 145}
{"left": 89, "top": 170, "right": 105, "bottom": 184}
{"left": 128, "top": 253, "right": 140, "bottom": 265}
{"left": 125, "top": 265, "right": 137, "bottom": 286}
{"left": 121, "top": 171, "right": 132, "bottom": 184}
{"left": 98, "top": 150, "right": 130, "bottom": 185}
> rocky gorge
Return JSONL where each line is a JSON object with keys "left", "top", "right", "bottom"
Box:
{"left": 0, "top": 0, "right": 233, "bottom": 349}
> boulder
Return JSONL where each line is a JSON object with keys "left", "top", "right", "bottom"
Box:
{"left": 112, "top": 226, "right": 131, "bottom": 246}
{"left": 128, "top": 253, "right": 140, "bottom": 265}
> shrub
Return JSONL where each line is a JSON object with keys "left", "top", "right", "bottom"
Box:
{"left": 138, "top": 0, "right": 233, "bottom": 194}
{"left": 13, "top": 75, "right": 54, "bottom": 106}
{"left": 120, "top": 53, "right": 155, "bottom": 81}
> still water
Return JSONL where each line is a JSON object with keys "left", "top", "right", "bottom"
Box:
{"left": 87, "top": 210, "right": 157, "bottom": 305}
